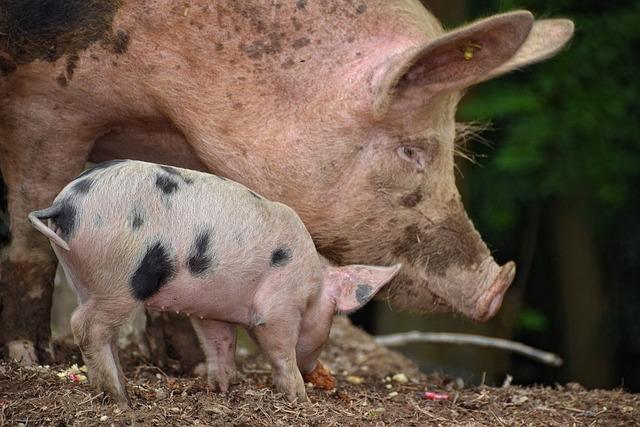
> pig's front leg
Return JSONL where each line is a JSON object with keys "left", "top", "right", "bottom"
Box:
{"left": 191, "top": 318, "right": 237, "bottom": 392}
{"left": 251, "top": 315, "right": 308, "bottom": 402}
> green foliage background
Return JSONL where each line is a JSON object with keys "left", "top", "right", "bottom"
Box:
{"left": 456, "top": 0, "right": 639, "bottom": 389}
{"left": 461, "top": 1, "right": 639, "bottom": 232}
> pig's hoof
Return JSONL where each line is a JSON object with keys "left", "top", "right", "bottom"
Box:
{"left": 283, "top": 385, "right": 309, "bottom": 403}
{"left": 207, "top": 378, "right": 232, "bottom": 393}
{"left": 7, "top": 340, "right": 38, "bottom": 366}
{"left": 287, "top": 391, "right": 309, "bottom": 403}
{"left": 115, "top": 398, "right": 131, "bottom": 411}
{"left": 193, "top": 362, "right": 207, "bottom": 377}
{"left": 91, "top": 377, "right": 129, "bottom": 408}
{"left": 297, "top": 385, "right": 310, "bottom": 403}
{"left": 99, "top": 387, "right": 130, "bottom": 409}
{"left": 206, "top": 367, "right": 237, "bottom": 393}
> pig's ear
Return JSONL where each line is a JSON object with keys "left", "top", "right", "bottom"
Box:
{"left": 483, "top": 18, "right": 574, "bottom": 80}
{"left": 324, "top": 264, "right": 401, "bottom": 313}
{"left": 372, "top": 11, "right": 572, "bottom": 118}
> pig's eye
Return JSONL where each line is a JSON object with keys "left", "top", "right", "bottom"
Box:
{"left": 397, "top": 146, "right": 426, "bottom": 170}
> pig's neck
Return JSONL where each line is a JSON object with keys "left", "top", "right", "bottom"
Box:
{"left": 303, "top": 286, "right": 335, "bottom": 332}
{"left": 297, "top": 288, "right": 336, "bottom": 370}
{"left": 300, "top": 259, "right": 338, "bottom": 332}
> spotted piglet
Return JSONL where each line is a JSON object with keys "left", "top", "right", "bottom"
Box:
{"left": 29, "top": 160, "right": 400, "bottom": 405}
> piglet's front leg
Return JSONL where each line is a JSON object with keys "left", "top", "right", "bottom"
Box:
{"left": 252, "top": 320, "right": 308, "bottom": 402}
{"left": 191, "top": 318, "right": 238, "bottom": 392}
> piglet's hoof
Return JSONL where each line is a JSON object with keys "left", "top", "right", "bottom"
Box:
{"left": 116, "top": 399, "right": 131, "bottom": 411}
{"left": 302, "top": 362, "right": 336, "bottom": 390}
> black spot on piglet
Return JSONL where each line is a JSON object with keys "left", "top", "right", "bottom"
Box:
{"left": 271, "top": 246, "right": 292, "bottom": 267}
{"left": 47, "top": 197, "right": 77, "bottom": 240}
{"left": 355, "top": 283, "right": 373, "bottom": 305}
{"left": 71, "top": 177, "right": 94, "bottom": 194}
{"left": 155, "top": 174, "right": 179, "bottom": 195}
{"left": 129, "top": 205, "right": 144, "bottom": 230}
{"left": 77, "top": 159, "right": 127, "bottom": 179}
{"left": 187, "top": 229, "right": 215, "bottom": 276}
{"left": 131, "top": 215, "right": 143, "bottom": 229}
{"left": 56, "top": 198, "right": 77, "bottom": 240}
{"left": 159, "top": 165, "right": 179, "bottom": 175}
{"left": 130, "top": 241, "right": 176, "bottom": 300}
{"left": 159, "top": 165, "right": 193, "bottom": 185}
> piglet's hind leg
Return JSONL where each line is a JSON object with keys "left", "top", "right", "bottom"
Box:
{"left": 191, "top": 318, "right": 237, "bottom": 392}
{"left": 70, "top": 299, "right": 136, "bottom": 407}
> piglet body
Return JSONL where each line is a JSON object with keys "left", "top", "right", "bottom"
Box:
{"left": 29, "top": 160, "right": 400, "bottom": 405}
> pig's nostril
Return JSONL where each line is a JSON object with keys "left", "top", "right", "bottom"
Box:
{"left": 487, "top": 293, "right": 504, "bottom": 319}
{"left": 475, "top": 261, "right": 516, "bottom": 321}
{"left": 502, "top": 261, "right": 516, "bottom": 285}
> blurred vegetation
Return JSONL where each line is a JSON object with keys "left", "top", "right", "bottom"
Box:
{"left": 375, "top": 0, "right": 639, "bottom": 393}
{"left": 461, "top": 0, "right": 639, "bottom": 232}
{"left": 456, "top": 0, "right": 640, "bottom": 390}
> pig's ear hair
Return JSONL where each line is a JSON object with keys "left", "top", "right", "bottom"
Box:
{"left": 372, "top": 11, "right": 572, "bottom": 119}
{"left": 324, "top": 264, "right": 401, "bottom": 313}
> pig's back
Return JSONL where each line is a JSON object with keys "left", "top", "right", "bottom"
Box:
{"left": 53, "top": 160, "right": 313, "bottom": 299}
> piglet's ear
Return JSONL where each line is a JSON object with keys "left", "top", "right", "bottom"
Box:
{"left": 372, "top": 11, "right": 535, "bottom": 119}
{"left": 324, "top": 264, "right": 401, "bottom": 313}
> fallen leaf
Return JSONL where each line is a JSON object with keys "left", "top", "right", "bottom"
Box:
{"left": 302, "top": 362, "right": 336, "bottom": 390}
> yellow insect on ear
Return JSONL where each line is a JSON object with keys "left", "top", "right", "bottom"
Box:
{"left": 462, "top": 43, "right": 483, "bottom": 61}
{"left": 463, "top": 47, "right": 474, "bottom": 60}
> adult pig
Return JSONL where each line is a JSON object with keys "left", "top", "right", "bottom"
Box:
{"left": 29, "top": 160, "right": 400, "bottom": 404}
{"left": 0, "top": 0, "right": 574, "bottom": 365}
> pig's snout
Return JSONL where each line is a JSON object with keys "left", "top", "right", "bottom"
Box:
{"left": 424, "top": 257, "right": 517, "bottom": 322}
{"left": 473, "top": 261, "right": 516, "bottom": 322}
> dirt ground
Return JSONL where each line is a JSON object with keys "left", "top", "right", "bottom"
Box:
{"left": 1, "top": 317, "right": 638, "bottom": 426}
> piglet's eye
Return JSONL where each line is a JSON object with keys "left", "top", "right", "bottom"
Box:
{"left": 397, "top": 146, "right": 426, "bottom": 170}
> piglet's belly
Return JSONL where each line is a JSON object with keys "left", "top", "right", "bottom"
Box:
{"left": 144, "top": 276, "right": 253, "bottom": 325}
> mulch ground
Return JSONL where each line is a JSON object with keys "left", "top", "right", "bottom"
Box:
{"left": 1, "top": 317, "right": 638, "bottom": 426}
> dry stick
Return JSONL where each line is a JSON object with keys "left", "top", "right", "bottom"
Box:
{"left": 374, "top": 332, "right": 563, "bottom": 367}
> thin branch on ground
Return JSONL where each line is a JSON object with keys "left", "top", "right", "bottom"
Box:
{"left": 374, "top": 331, "right": 563, "bottom": 367}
